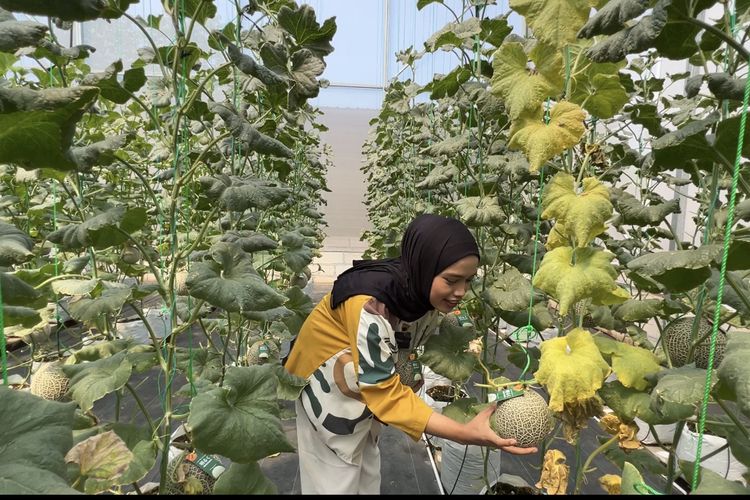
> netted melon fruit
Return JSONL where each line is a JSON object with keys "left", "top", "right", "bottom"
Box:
{"left": 663, "top": 316, "right": 726, "bottom": 369}
{"left": 246, "top": 340, "right": 280, "bottom": 365}
{"left": 165, "top": 450, "right": 222, "bottom": 495}
{"left": 120, "top": 246, "right": 142, "bottom": 264}
{"left": 30, "top": 360, "right": 70, "bottom": 401}
{"left": 490, "top": 389, "right": 553, "bottom": 448}
{"left": 174, "top": 271, "right": 190, "bottom": 297}
{"left": 395, "top": 350, "right": 422, "bottom": 390}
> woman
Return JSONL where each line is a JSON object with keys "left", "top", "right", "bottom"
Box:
{"left": 284, "top": 214, "right": 537, "bottom": 494}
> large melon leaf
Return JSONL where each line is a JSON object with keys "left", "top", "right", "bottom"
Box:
{"left": 541, "top": 173, "right": 612, "bottom": 247}
{"left": 508, "top": 101, "right": 586, "bottom": 172}
{"left": 188, "top": 365, "right": 295, "bottom": 463}
{"left": 532, "top": 246, "right": 629, "bottom": 316}
{"left": 510, "top": 0, "right": 590, "bottom": 48}
{"left": 0, "top": 386, "right": 78, "bottom": 494}
{"left": 63, "top": 351, "right": 133, "bottom": 413}
{"left": 626, "top": 246, "right": 721, "bottom": 292}
{"left": 534, "top": 328, "right": 611, "bottom": 412}
{"left": 420, "top": 322, "right": 478, "bottom": 382}
{"left": 593, "top": 334, "right": 661, "bottom": 391}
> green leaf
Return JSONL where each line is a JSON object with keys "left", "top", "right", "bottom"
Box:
{"left": 162, "top": 0, "right": 216, "bottom": 24}
{"left": 621, "top": 461, "right": 648, "bottom": 494}
{"left": 716, "top": 331, "right": 750, "bottom": 418}
{"left": 489, "top": 42, "right": 563, "bottom": 120}
{"left": 481, "top": 16, "right": 512, "bottom": 48}
{"left": 1, "top": 272, "right": 39, "bottom": 306}
{"left": 0, "top": 386, "right": 78, "bottom": 494}
{"left": 68, "top": 286, "right": 132, "bottom": 327}
{"left": 569, "top": 69, "right": 628, "bottom": 119}
{"left": 277, "top": 4, "right": 337, "bottom": 57}
{"left": 420, "top": 322, "right": 478, "bottom": 382}
{"left": 507, "top": 343, "right": 540, "bottom": 374}
{"left": 65, "top": 431, "right": 133, "bottom": 494}
{"left": 52, "top": 279, "right": 98, "bottom": 296}
{"left": 186, "top": 242, "right": 287, "bottom": 313}
{"left": 541, "top": 173, "right": 613, "bottom": 247}
{"left": 498, "top": 301, "right": 554, "bottom": 332}
{"left": 175, "top": 347, "right": 223, "bottom": 384}
{"left": 624, "top": 103, "right": 666, "bottom": 136}
{"left": 81, "top": 60, "right": 138, "bottom": 104}
{"left": 417, "top": 0, "right": 443, "bottom": 9}
{"left": 47, "top": 206, "right": 147, "bottom": 250}
{"left": 221, "top": 230, "right": 278, "bottom": 252}
{"left": 213, "top": 462, "right": 277, "bottom": 494}
{"left": 603, "top": 442, "right": 667, "bottom": 477}
{"left": 578, "top": 0, "right": 649, "bottom": 37}
{"left": 209, "top": 103, "right": 293, "bottom": 158}
{"left": 534, "top": 328, "right": 611, "bottom": 412}
{"left": 416, "top": 162, "right": 458, "bottom": 189}
{"left": 691, "top": 465, "right": 750, "bottom": 494}
{"left": 4, "top": 305, "right": 41, "bottom": 327}
{"left": 0, "top": 86, "right": 99, "bottom": 170}
{"left": 455, "top": 196, "right": 505, "bottom": 226}
{"left": 715, "top": 114, "right": 750, "bottom": 161}
{"left": 510, "top": 0, "right": 590, "bottom": 48}
{"left": 0, "top": 221, "right": 33, "bottom": 266}
{"left": 532, "top": 246, "right": 629, "bottom": 316}
{"left": 63, "top": 351, "right": 133, "bottom": 413}
{"left": 200, "top": 174, "right": 291, "bottom": 212}
{"left": 483, "top": 267, "right": 540, "bottom": 312}
{"left": 280, "top": 230, "right": 313, "bottom": 273}
{"left": 586, "top": 5, "right": 667, "bottom": 62}
{"left": 593, "top": 334, "right": 661, "bottom": 390}
{"left": 0, "top": 0, "right": 106, "bottom": 21}
{"left": 290, "top": 49, "right": 325, "bottom": 100}
{"left": 271, "top": 364, "right": 307, "bottom": 401}
{"left": 613, "top": 189, "right": 681, "bottom": 226}
{"left": 0, "top": 20, "right": 47, "bottom": 53}
{"left": 707, "top": 73, "right": 747, "bottom": 101}
{"left": 280, "top": 286, "right": 314, "bottom": 336}
{"left": 612, "top": 299, "right": 663, "bottom": 322}
{"left": 626, "top": 245, "right": 721, "bottom": 293}
{"left": 424, "top": 18, "right": 481, "bottom": 52}
{"left": 509, "top": 101, "right": 587, "bottom": 172}
{"left": 651, "top": 114, "right": 717, "bottom": 170}
{"left": 599, "top": 381, "right": 675, "bottom": 424}
{"left": 68, "top": 135, "right": 129, "bottom": 171}
{"left": 423, "top": 65, "right": 472, "bottom": 100}
{"left": 421, "top": 132, "right": 474, "bottom": 156}
{"left": 188, "top": 365, "right": 295, "bottom": 463}
{"left": 649, "top": 365, "right": 713, "bottom": 420}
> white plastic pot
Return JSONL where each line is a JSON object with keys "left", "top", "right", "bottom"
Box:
{"left": 634, "top": 417, "right": 678, "bottom": 445}
{"left": 675, "top": 425, "right": 748, "bottom": 484}
{"left": 440, "top": 438, "right": 502, "bottom": 495}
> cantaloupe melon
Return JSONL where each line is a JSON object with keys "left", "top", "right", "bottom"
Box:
{"left": 663, "top": 316, "right": 726, "bottom": 369}
{"left": 30, "top": 360, "right": 70, "bottom": 401}
{"left": 490, "top": 389, "right": 553, "bottom": 448}
{"left": 165, "top": 450, "right": 223, "bottom": 495}
{"left": 246, "top": 339, "right": 280, "bottom": 365}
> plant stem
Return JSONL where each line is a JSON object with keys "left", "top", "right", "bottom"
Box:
{"left": 124, "top": 382, "right": 156, "bottom": 437}
{"left": 573, "top": 434, "right": 618, "bottom": 494}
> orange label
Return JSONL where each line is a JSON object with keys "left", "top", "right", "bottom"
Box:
{"left": 186, "top": 452, "right": 197, "bottom": 462}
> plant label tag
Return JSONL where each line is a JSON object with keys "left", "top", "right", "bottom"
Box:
{"left": 258, "top": 343, "right": 270, "bottom": 359}
{"left": 188, "top": 451, "right": 226, "bottom": 479}
{"left": 456, "top": 310, "right": 473, "bottom": 327}
{"left": 409, "top": 359, "right": 422, "bottom": 381}
{"left": 495, "top": 387, "right": 524, "bottom": 402}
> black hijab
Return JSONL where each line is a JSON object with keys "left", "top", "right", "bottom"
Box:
{"left": 330, "top": 214, "right": 480, "bottom": 322}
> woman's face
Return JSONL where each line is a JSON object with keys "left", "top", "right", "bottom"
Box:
{"left": 429, "top": 255, "right": 479, "bottom": 313}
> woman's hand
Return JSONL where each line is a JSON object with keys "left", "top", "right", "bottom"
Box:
{"left": 424, "top": 404, "right": 538, "bottom": 455}
{"left": 465, "top": 404, "right": 538, "bottom": 455}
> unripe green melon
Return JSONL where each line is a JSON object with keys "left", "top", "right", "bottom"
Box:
{"left": 165, "top": 451, "right": 220, "bottom": 495}
{"left": 175, "top": 271, "right": 189, "bottom": 297}
{"left": 30, "top": 361, "right": 70, "bottom": 401}
{"left": 490, "top": 389, "right": 553, "bottom": 448}
{"left": 663, "top": 316, "right": 726, "bottom": 369}
{"left": 120, "top": 246, "right": 142, "bottom": 264}
{"left": 395, "top": 350, "right": 422, "bottom": 390}
{"left": 246, "top": 340, "right": 280, "bottom": 365}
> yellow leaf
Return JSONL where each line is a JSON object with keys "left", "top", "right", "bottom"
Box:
{"left": 593, "top": 334, "right": 661, "bottom": 391}
{"left": 534, "top": 328, "right": 611, "bottom": 412}
{"left": 536, "top": 449, "right": 569, "bottom": 495}
{"left": 599, "top": 474, "right": 622, "bottom": 495}
{"left": 510, "top": 0, "right": 591, "bottom": 48}
{"left": 509, "top": 101, "right": 586, "bottom": 172}
{"left": 532, "top": 246, "right": 629, "bottom": 316}
{"left": 546, "top": 222, "right": 569, "bottom": 250}
{"left": 542, "top": 172, "right": 612, "bottom": 247}
{"left": 489, "top": 42, "right": 564, "bottom": 120}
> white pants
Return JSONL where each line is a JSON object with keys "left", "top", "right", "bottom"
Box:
{"left": 295, "top": 399, "right": 382, "bottom": 494}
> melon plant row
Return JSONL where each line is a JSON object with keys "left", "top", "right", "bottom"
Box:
{"left": 362, "top": 0, "right": 750, "bottom": 494}
{"left": 0, "top": 0, "right": 335, "bottom": 494}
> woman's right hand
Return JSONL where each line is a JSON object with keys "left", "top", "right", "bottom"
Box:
{"left": 424, "top": 405, "right": 538, "bottom": 455}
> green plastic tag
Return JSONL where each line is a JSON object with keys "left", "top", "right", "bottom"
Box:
{"left": 188, "top": 451, "right": 226, "bottom": 479}
{"left": 495, "top": 387, "right": 524, "bottom": 402}
{"left": 456, "top": 310, "right": 473, "bottom": 327}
